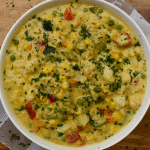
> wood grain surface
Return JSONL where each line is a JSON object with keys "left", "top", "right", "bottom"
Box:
{"left": 0, "top": 0, "right": 150, "bottom": 150}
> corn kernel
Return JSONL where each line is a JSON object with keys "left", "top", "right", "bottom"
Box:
{"left": 56, "top": 21, "right": 59, "bottom": 25}
{"left": 20, "top": 33, "right": 24, "bottom": 40}
{"left": 106, "top": 123, "right": 116, "bottom": 134}
{"left": 111, "top": 48, "right": 120, "bottom": 53}
{"left": 23, "top": 42, "right": 29, "bottom": 50}
{"left": 36, "top": 29, "right": 41, "bottom": 34}
{"left": 124, "top": 69, "right": 128, "bottom": 73}
{"left": 40, "top": 96, "right": 47, "bottom": 102}
{"left": 49, "top": 120, "right": 56, "bottom": 125}
{"left": 84, "top": 39, "right": 91, "bottom": 45}
{"left": 60, "top": 62, "right": 69, "bottom": 69}
{"left": 42, "top": 66, "right": 54, "bottom": 75}
{"left": 56, "top": 89, "right": 64, "bottom": 99}
{"left": 61, "top": 25, "right": 66, "bottom": 30}
{"left": 94, "top": 22, "right": 102, "bottom": 29}
{"left": 119, "top": 58, "right": 123, "bottom": 62}
{"left": 70, "top": 69, "right": 75, "bottom": 73}
{"left": 62, "top": 81, "right": 69, "bottom": 90}
{"left": 47, "top": 14, "right": 54, "bottom": 18}
{"left": 113, "top": 111, "right": 123, "bottom": 121}
{"left": 111, "top": 53, "right": 119, "bottom": 60}
{"left": 105, "top": 98, "right": 111, "bottom": 104}
{"left": 72, "top": 32, "right": 77, "bottom": 39}
{"left": 75, "top": 107, "right": 82, "bottom": 115}
{"left": 88, "top": 136, "right": 95, "bottom": 141}
{"left": 59, "top": 74, "right": 67, "bottom": 81}
{"left": 109, "top": 101, "right": 117, "bottom": 110}
{"left": 67, "top": 43, "right": 73, "bottom": 51}
{"left": 125, "top": 100, "right": 129, "bottom": 106}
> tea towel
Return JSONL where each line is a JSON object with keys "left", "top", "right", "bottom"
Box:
{"left": 0, "top": 0, "right": 150, "bottom": 150}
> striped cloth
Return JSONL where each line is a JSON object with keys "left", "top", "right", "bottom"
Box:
{"left": 0, "top": 0, "right": 150, "bottom": 150}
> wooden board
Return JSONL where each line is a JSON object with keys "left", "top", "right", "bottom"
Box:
{"left": 0, "top": 0, "right": 150, "bottom": 149}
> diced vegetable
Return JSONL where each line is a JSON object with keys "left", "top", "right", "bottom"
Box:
{"left": 10, "top": 55, "right": 16, "bottom": 61}
{"left": 12, "top": 39, "right": 19, "bottom": 45}
{"left": 45, "top": 114, "right": 58, "bottom": 119}
{"left": 89, "top": 7, "right": 98, "bottom": 14}
{"left": 77, "top": 114, "right": 89, "bottom": 126}
{"left": 43, "top": 45, "right": 56, "bottom": 55}
{"left": 108, "top": 20, "right": 115, "bottom": 26}
{"left": 25, "top": 102, "right": 36, "bottom": 120}
{"left": 116, "top": 25, "right": 122, "bottom": 30}
{"left": 43, "top": 21, "right": 53, "bottom": 31}
{"left": 66, "top": 131, "right": 81, "bottom": 143}
{"left": 64, "top": 8, "right": 75, "bottom": 21}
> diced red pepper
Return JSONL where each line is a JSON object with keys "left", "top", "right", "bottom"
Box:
{"left": 78, "top": 135, "right": 87, "bottom": 146}
{"left": 70, "top": 79, "right": 78, "bottom": 87}
{"left": 66, "top": 131, "right": 81, "bottom": 144}
{"left": 37, "top": 39, "right": 48, "bottom": 46}
{"left": 28, "top": 43, "right": 32, "bottom": 51}
{"left": 77, "top": 125, "right": 84, "bottom": 132}
{"left": 48, "top": 94, "right": 59, "bottom": 103}
{"left": 134, "top": 80, "right": 139, "bottom": 85}
{"left": 134, "top": 51, "right": 137, "bottom": 56}
{"left": 25, "top": 102, "right": 36, "bottom": 120}
{"left": 99, "top": 108, "right": 113, "bottom": 117}
{"left": 107, "top": 117, "right": 116, "bottom": 123}
{"left": 64, "top": 8, "right": 75, "bottom": 21}
{"left": 104, "top": 109, "right": 113, "bottom": 117}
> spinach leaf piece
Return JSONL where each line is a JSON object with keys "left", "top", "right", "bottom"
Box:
{"left": 43, "top": 45, "right": 56, "bottom": 55}
{"left": 43, "top": 21, "right": 53, "bottom": 31}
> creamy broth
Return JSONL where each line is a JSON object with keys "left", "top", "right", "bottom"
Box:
{"left": 2, "top": 1, "right": 147, "bottom": 147}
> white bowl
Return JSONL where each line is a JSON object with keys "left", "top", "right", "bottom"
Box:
{"left": 0, "top": 0, "right": 150, "bottom": 150}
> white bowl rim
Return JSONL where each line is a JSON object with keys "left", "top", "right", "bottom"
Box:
{"left": 0, "top": 0, "right": 150, "bottom": 150}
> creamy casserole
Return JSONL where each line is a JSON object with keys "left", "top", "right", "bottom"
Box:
{"left": 2, "top": 1, "right": 147, "bottom": 147}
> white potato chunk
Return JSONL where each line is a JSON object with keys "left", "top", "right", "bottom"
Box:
{"left": 129, "top": 93, "right": 141, "bottom": 109}
{"left": 117, "top": 85, "right": 127, "bottom": 95}
{"left": 116, "top": 34, "right": 130, "bottom": 46}
{"left": 57, "top": 123, "right": 72, "bottom": 133}
{"left": 103, "top": 66, "right": 114, "bottom": 82}
{"left": 77, "top": 114, "right": 89, "bottom": 127}
{"left": 25, "top": 58, "right": 39, "bottom": 73}
{"left": 112, "top": 96, "right": 125, "bottom": 109}
{"left": 121, "top": 72, "right": 131, "bottom": 84}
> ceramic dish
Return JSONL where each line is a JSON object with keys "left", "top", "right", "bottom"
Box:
{"left": 0, "top": 0, "right": 150, "bottom": 150}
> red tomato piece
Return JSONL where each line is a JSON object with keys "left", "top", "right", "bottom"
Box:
{"left": 48, "top": 94, "right": 59, "bottom": 103}
{"left": 64, "top": 8, "right": 75, "bottom": 21}
{"left": 37, "top": 39, "right": 48, "bottom": 46}
{"left": 66, "top": 131, "right": 81, "bottom": 144}
{"left": 25, "top": 102, "right": 36, "bottom": 120}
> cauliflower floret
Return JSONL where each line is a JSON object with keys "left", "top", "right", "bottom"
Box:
{"left": 103, "top": 66, "right": 114, "bottom": 82}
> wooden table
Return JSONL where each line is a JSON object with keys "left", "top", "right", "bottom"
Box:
{"left": 0, "top": 0, "right": 150, "bottom": 149}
